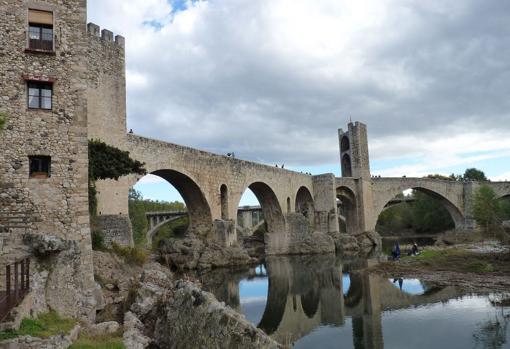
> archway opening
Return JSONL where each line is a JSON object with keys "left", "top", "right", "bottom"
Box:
{"left": 337, "top": 186, "right": 359, "bottom": 234}
{"left": 220, "top": 184, "right": 229, "bottom": 220}
{"left": 237, "top": 182, "right": 285, "bottom": 244}
{"left": 341, "top": 136, "right": 350, "bottom": 153}
{"left": 286, "top": 197, "right": 291, "bottom": 213}
{"left": 295, "top": 186, "right": 314, "bottom": 224}
{"left": 342, "top": 154, "right": 352, "bottom": 177}
{"left": 375, "top": 188, "right": 459, "bottom": 239}
{"left": 131, "top": 170, "right": 212, "bottom": 247}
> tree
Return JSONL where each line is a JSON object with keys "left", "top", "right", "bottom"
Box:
{"left": 463, "top": 168, "right": 488, "bottom": 182}
{"left": 411, "top": 191, "right": 454, "bottom": 233}
{"left": 473, "top": 185, "right": 501, "bottom": 232}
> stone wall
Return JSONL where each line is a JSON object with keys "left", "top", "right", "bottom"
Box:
{"left": 94, "top": 215, "right": 133, "bottom": 247}
{"left": 0, "top": 0, "right": 95, "bottom": 321}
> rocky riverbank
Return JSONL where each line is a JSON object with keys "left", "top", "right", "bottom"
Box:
{"left": 368, "top": 243, "right": 510, "bottom": 292}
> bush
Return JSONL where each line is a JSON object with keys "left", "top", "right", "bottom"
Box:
{"left": 91, "top": 230, "right": 106, "bottom": 251}
{"left": 111, "top": 243, "right": 148, "bottom": 265}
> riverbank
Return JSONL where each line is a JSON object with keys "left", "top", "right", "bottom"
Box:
{"left": 369, "top": 244, "right": 510, "bottom": 292}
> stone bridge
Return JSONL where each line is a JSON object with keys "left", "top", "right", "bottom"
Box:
{"left": 145, "top": 211, "right": 188, "bottom": 244}
{"left": 91, "top": 113, "right": 510, "bottom": 252}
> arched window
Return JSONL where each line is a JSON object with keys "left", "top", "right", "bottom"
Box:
{"left": 220, "top": 184, "right": 229, "bottom": 220}
{"left": 341, "top": 136, "right": 350, "bottom": 153}
{"left": 342, "top": 154, "right": 352, "bottom": 177}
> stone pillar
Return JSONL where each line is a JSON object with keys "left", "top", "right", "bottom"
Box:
{"left": 312, "top": 174, "right": 340, "bottom": 235}
{"left": 241, "top": 210, "right": 253, "bottom": 229}
{"left": 462, "top": 181, "right": 480, "bottom": 231}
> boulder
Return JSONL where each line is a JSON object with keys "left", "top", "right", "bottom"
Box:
{"left": 23, "top": 233, "right": 71, "bottom": 255}
{"left": 503, "top": 220, "right": 510, "bottom": 233}
{"left": 86, "top": 321, "right": 120, "bottom": 336}
{"left": 158, "top": 237, "right": 255, "bottom": 271}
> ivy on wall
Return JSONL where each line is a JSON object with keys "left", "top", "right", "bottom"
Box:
{"left": 88, "top": 139, "right": 146, "bottom": 216}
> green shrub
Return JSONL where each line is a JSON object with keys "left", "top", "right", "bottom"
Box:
{"left": 91, "top": 230, "right": 106, "bottom": 251}
{"left": 111, "top": 243, "right": 148, "bottom": 265}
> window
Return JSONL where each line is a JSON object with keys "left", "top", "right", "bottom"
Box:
{"left": 28, "top": 82, "right": 52, "bottom": 110}
{"left": 29, "top": 156, "right": 51, "bottom": 178}
{"left": 28, "top": 9, "right": 53, "bottom": 51}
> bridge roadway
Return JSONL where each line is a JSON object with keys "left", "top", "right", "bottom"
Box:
{"left": 93, "top": 121, "right": 510, "bottom": 251}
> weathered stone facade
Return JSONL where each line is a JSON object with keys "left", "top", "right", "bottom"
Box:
{"left": 0, "top": 0, "right": 96, "bottom": 321}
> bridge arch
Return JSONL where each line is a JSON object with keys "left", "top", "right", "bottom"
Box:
{"left": 295, "top": 186, "right": 314, "bottom": 223}
{"left": 148, "top": 169, "right": 212, "bottom": 237}
{"left": 373, "top": 185, "right": 464, "bottom": 231}
{"left": 337, "top": 186, "right": 360, "bottom": 234}
{"left": 237, "top": 182, "right": 286, "bottom": 236}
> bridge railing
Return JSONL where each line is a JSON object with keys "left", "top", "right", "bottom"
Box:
{"left": 0, "top": 258, "right": 30, "bottom": 321}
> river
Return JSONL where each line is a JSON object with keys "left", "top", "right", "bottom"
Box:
{"left": 199, "top": 254, "right": 510, "bottom": 349}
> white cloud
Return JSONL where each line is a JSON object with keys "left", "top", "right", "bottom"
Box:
{"left": 136, "top": 174, "right": 166, "bottom": 184}
{"left": 87, "top": 0, "right": 510, "bottom": 175}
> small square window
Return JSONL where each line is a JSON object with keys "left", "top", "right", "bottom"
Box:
{"left": 29, "top": 156, "right": 51, "bottom": 179}
{"left": 27, "top": 82, "right": 52, "bottom": 110}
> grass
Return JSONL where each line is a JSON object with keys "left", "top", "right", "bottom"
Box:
{"left": 111, "top": 243, "right": 149, "bottom": 266}
{"left": 69, "top": 332, "right": 125, "bottom": 349}
{"left": 0, "top": 311, "right": 76, "bottom": 340}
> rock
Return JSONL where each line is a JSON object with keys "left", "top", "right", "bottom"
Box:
{"left": 158, "top": 237, "right": 255, "bottom": 271}
{"left": 86, "top": 321, "right": 120, "bottom": 336}
{"left": 354, "top": 230, "right": 382, "bottom": 249}
{"left": 503, "top": 220, "right": 510, "bottom": 232}
{"left": 23, "top": 233, "right": 71, "bottom": 255}
{"left": 123, "top": 312, "right": 152, "bottom": 349}
{"left": 126, "top": 263, "right": 281, "bottom": 348}
{"left": 277, "top": 213, "right": 335, "bottom": 255}
{"left": 337, "top": 233, "right": 360, "bottom": 252}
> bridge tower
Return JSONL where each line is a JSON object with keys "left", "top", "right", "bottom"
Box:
{"left": 338, "top": 122, "right": 371, "bottom": 179}
{"left": 338, "top": 122, "right": 375, "bottom": 233}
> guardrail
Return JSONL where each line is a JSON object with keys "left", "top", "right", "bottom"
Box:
{"left": 0, "top": 258, "right": 30, "bottom": 322}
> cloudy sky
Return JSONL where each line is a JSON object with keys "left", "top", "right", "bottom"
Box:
{"left": 88, "top": 0, "right": 510, "bottom": 202}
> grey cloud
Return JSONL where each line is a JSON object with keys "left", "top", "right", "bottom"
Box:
{"left": 90, "top": 0, "right": 510, "bottom": 167}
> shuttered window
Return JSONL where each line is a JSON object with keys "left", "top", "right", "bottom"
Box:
{"left": 28, "top": 9, "right": 53, "bottom": 51}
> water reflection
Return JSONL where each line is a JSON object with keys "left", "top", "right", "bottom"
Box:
{"left": 200, "top": 255, "right": 510, "bottom": 349}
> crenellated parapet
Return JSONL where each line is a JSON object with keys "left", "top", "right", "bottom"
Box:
{"left": 87, "top": 22, "right": 125, "bottom": 47}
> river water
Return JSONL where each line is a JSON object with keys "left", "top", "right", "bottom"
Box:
{"left": 200, "top": 254, "right": 510, "bottom": 349}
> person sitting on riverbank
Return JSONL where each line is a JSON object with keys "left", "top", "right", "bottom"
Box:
{"left": 391, "top": 242, "right": 401, "bottom": 261}
{"left": 408, "top": 242, "right": 419, "bottom": 256}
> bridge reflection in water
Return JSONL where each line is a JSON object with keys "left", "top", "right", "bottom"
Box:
{"left": 200, "top": 255, "right": 470, "bottom": 349}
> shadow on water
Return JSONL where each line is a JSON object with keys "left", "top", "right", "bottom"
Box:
{"left": 200, "top": 254, "right": 510, "bottom": 349}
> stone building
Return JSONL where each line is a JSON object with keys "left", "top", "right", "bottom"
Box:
{"left": 0, "top": 0, "right": 125, "bottom": 322}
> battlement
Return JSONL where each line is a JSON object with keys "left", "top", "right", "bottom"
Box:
{"left": 87, "top": 22, "right": 125, "bottom": 47}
